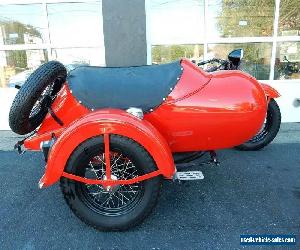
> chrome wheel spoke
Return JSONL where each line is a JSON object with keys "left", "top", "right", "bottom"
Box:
{"left": 82, "top": 149, "right": 143, "bottom": 214}
{"left": 101, "top": 194, "right": 112, "bottom": 207}
{"left": 112, "top": 193, "right": 124, "bottom": 206}
{"left": 118, "top": 191, "right": 130, "bottom": 202}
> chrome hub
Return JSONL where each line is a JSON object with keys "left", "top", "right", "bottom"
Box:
{"left": 103, "top": 174, "right": 119, "bottom": 192}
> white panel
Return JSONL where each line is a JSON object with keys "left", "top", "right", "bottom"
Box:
{"left": 0, "top": 0, "right": 44, "bottom": 4}
{"left": 0, "top": 0, "right": 101, "bottom": 3}
{"left": 0, "top": 89, "right": 17, "bottom": 130}
{"left": 264, "top": 81, "right": 300, "bottom": 122}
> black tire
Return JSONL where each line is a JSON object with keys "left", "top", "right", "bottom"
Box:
{"left": 9, "top": 61, "right": 67, "bottom": 135}
{"left": 60, "top": 135, "right": 162, "bottom": 231}
{"left": 235, "top": 99, "right": 281, "bottom": 151}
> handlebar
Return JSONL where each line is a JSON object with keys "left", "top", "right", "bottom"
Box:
{"left": 205, "top": 66, "right": 220, "bottom": 72}
{"left": 197, "top": 58, "right": 227, "bottom": 66}
{"left": 197, "top": 58, "right": 229, "bottom": 73}
{"left": 197, "top": 59, "right": 214, "bottom": 66}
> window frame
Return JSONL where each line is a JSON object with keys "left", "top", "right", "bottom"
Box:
{"left": 0, "top": 0, "right": 104, "bottom": 62}
{"left": 147, "top": 0, "right": 300, "bottom": 82}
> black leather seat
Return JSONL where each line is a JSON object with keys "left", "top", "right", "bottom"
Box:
{"left": 67, "top": 61, "right": 183, "bottom": 112}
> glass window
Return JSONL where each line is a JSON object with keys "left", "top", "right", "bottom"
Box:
{"left": 0, "top": 4, "right": 46, "bottom": 45}
{"left": 150, "top": 0, "right": 204, "bottom": 44}
{"left": 152, "top": 44, "right": 204, "bottom": 64}
{"left": 274, "top": 42, "right": 300, "bottom": 80}
{"left": 51, "top": 48, "right": 105, "bottom": 67}
{"left": 207, "top": 0, "right": 275, "bottom": 38}
{"left": 0, "top": 50, "right": 48, "bottom": 88}
{"left": 278, "top": 0, "right": 300, "bottom": 36}
{"left": 208, "top": 43, "right": 272, "bottom": 80}
{"left": 47, "top": 2, "right": 103, "bottom": 46}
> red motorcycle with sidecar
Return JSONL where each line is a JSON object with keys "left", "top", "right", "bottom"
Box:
{"left": 9, "top": 55, "right": 280, "bottom": 231}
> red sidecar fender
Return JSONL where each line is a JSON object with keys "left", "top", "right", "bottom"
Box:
{"left": 40, "top": 109, "right": 175, "bottom": 187}
{"left": 260, "top": 83, "right": 280, "bottom": 99}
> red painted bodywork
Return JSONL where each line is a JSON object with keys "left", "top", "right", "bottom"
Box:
{"left": 38, "top": 109, "right": 174, "bottom": 187}
{"left": 261, "top": 83, "right": 280, "bottom": 99}
{"left": 24, "top": 84, "right": 89, "bottom": 150}
{"left": 24, "top": 59, "right": 278, "bottom": 187}
{"left": 145, "top": 60, "right": 267, "bottom": 151}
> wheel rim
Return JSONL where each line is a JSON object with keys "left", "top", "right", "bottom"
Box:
{"left": 248, "top": 107, "right": 273, "bottom": 143}
{"left": 29, "top": 84, "right": 53, "bottom": 118}
{"left": 28, "top": 77, "right": 65, "bottom": 129}
{"left": 78, "top": 151, "right": 144, "bottom": 216}
{"left": 29, "top": 76, "right": 65, "bottom": 119}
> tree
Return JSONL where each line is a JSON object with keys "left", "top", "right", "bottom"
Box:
{"left": 216, "top": 0, "right": 275, "bottom": 38}
{"left": 213, "top": 0, "right": 277, "bottom": 79}
{"left": 0, "top": 20, "right": 42, "bottom": 70}
{"left": 152, "top": 44, "right": 202, "bottom": 64}
{"left": 278, "top": 0, "right": 300, "bottom": 35}
{"left": 0, "top": 20, "right": 41, "bottom": 45}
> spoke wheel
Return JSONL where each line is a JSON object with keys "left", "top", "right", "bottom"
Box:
{"left": 247, "top": 117, "right": 270, "bottom": 143}
{"left": 60, "top": 135, "right": 162, "bottom": 231}
{"left": 29, "top": 77, "right": 64, "bottom": 119}
{"left": 80, "top": 152, "right": 144, "bottom": 216}
{"left": 9, "top": 61, "right": 66, "bottom": 135}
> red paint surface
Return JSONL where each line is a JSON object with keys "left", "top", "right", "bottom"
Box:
{"left": 104, "top": 133, "right": 111, "bottom": 180}
{"left": 39, "top": 109, "right": 174, "bottom": 187}
{"left": 24, "top": 59, "right": 275, "bottom": 187}
{"left": 261, "top": 83, "right": 280, "bottom": 99}
{"left": 61, "top": 170, "right": 161, "bottom": 187}
{"left": 144, "top": 60, "right": 267, "bottom": 151}
{"left": 24, "top": 84, "right": 89, "bottom": 150}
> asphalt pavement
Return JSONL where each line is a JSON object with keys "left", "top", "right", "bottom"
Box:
{"left": 0, "top": 124, "right": 299, "bottom": 250}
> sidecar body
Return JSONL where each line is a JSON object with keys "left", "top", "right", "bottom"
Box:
{"left": 18, "top": 59, "right": 279, "bottom": 188}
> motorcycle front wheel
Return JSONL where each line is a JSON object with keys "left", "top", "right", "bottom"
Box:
{"left": 235, "top": 99, "right": 281, "bottom": 151}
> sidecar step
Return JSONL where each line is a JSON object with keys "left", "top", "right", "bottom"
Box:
{"left": 174, "top": 171, "right": 204, "bottom": 181}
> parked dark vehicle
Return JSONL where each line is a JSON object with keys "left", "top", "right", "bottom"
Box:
{"left": 198, "top": 49, "right": 281, "bottom": 151}
{"left": 8, "top": 63, "right": 89, "bottom": 89}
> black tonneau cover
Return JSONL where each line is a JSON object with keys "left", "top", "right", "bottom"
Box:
{"left": 67, "top": 61, "right": 183, "bottom": 112}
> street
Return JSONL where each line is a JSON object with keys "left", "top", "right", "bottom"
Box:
{"left": 0, "top": 124, "right": 299, "bottom": 249}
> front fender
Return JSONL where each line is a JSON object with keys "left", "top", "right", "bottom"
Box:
{"left": 261, "top": 83, "right": 280, "bottom": 99}
{"left": 40, "top": 109, "right": 175, "bottom": 187}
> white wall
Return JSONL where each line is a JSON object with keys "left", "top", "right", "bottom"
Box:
{"left": 0, "top": 81, "right": 299, "bottom": 131}
{"left": 265, "top": 81, "right": 300, "bottom": 122}
{"left": 0, "top": 88, "right": 17, "bottom": 130}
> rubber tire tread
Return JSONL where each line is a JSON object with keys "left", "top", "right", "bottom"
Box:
{"left": 235, "top": 99, "right": 281, "bottom": 151}
{"left": 60, "top": 135, "right": 162, "bottom": 231}
{"left": 9, "top": 61, "right": 66, "bottom": 135}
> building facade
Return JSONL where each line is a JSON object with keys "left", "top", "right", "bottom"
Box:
{"left": 0, "top": 0, "right": 299, "bottom": 129}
